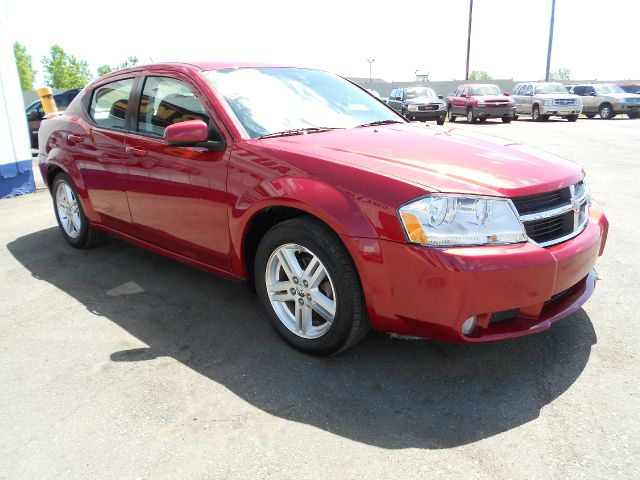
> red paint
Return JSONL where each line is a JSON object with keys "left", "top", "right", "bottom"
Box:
{"left": 37, "top": 62, "right": 608, "bottom": 344}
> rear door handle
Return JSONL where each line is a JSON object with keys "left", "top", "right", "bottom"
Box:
{"left": 125, "top": 146, "right": 147, "bottom": 157}
{"left": 67, "top": 134, "right": 84, "bottom": 143}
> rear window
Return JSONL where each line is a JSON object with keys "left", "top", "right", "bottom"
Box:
{"left": 89, "top": 79, "right": 134, "bottom": 129}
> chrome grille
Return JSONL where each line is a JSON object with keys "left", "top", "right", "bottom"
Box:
{"left": 512, "top": 181, "right": 589, "bottom": 247}
{"left": 554, "top": 98, "right": 577, "bottom": 106}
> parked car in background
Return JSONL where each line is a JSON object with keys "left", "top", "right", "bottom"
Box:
{"left": 38, "top": 62, "right": 608, "bottom": 355}
{"left": 568, "top": 84, "right": 640, "bottom": 119}
{"left": 446, "top": 84, "right": 515, "bottom": 123}
{"left": 387, "top": 86, "right": 446, "bottom": 124}
{"left": 619, "top": 84, "right": 640, "bottom": 95}
{"left": 25, "top": 88, "right": 81, "bottom": 148}
{"left": 511, "top": 82, "right": 582, "bottom": 122}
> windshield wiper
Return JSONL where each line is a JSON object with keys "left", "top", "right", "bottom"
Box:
{"left": 258, "top": 127, "right": 343, "bottom": 139}
{"left": 356, "top": 119, "right": 404, "bottom": 128}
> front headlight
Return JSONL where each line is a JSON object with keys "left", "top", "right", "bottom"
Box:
{"left": 398, "top": 195, "right": 527, "bottom": 247}
{"left": 544, "top": 98, "right": 554, "bottom": 105}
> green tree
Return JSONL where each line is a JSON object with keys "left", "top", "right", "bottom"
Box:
{"left": 42, "top": 45, "right": 92, "bottom": 89}
{"left": 13, "top": 42, "right": 37, "bottom": 91}
{"left": 550, "top": 68, "right": 571, "bottom": 81}
{"left": 468, "top": 70, "right": 492, "bottom": 80}
{"left": 96, "top": 56, "right": 139, "bottom": 78}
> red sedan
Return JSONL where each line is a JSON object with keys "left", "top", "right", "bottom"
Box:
{"left": 37, "top": 62, "right": 608, "bottom": 355}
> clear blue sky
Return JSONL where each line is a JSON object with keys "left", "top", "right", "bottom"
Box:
{"left": 5, "top": 0, "right": 639, "bottom": 85}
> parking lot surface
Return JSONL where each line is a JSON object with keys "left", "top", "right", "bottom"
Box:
{"left": 1, "top": 118, "right": 639, "bottom": 479}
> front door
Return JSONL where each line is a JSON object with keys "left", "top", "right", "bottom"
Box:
{"left": 123, "top": 75, "right": 231, "bottom": 271}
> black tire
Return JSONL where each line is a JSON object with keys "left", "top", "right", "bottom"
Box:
{"left": 512, "top": 114, "right": 519, "bottom": 121}
{"left": 479, "top": 117, "right": 487, "bottom": 123}
{"left": 447, "top": 106, "right": 456, "bottom": 122}
{"left": 502, "top": 116, "right": 512, "bottom": 123}
{"left": 436, "top": 118, "right": 445, "bottom": 125}
{"left": 467, "top": 108, "right": 476, "bottom": 123}
{"left": 599, "top": 103, "right": 614, "bottom": 119}
{"left": 254, "top": 217, "right": 369, "bottom": 355}
{"left": 567, "top": 115, "right": 579, "bottom": 122}
{"left": 541, "top": 115, "right": 551, "bottom": 121}
{"left": 628, "top": 112, "right": 639, "bottom": 119}
{"left": 52, "top": 173, "right": 104, "bottom": 248}
{"left": 532, "top": 104, "right": 541, "bottom": 122}
{"left": 585, "top": 113, "right": 596, "bottom": 119}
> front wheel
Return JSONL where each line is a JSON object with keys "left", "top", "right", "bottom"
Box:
{"left": 436, "top": 118, "right": 445, "bottom": 125}
{"left": 512, "top": 114, "right": 519, "bottom": 121}
{"left": 566, "top": 115, "right": 579, "bottom": 122}
{"left": 532, "top": 104, "right": 541, "bottom": 122}
{"left": 599, "top": 103, "right": 614, "bottom": 119}
{"left": 628, "top": 112, "right": 639, "bottom": 119}
{"left": 467, "top": 108, "right": 476, "bottom": 123}
{"left": 52, "top": 173, "right": 104, "bottom": 248}
{"left": 255, "top": 217, "right": 369, "bottom": 355}
{"left": 447, "top": 107, "right": 456, "bottom": 122}
{"left": 585, "top": 113, "right": 596, "bottom": 119}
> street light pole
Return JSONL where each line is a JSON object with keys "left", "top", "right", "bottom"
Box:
{"left": 545, "top": 0, "right": 556, "bottom": 81}
{"left": 367, "top": 58, "right": 375, "bottom": 87}
{"left": 465, "top": 0, "right": 473, "bottom": 80}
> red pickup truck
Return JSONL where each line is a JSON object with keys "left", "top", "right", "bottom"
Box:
{"left": 447, "top": 83, "right": 516, "bottom": 123}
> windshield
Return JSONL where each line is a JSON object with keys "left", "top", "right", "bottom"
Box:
{"left": 405, "top": 87, "right": 436, "bottom": 99}
{"left": 595, "top": 84, "right": 625, "bottom": 94}
{"left": 535, "top": 83, "right": 567, "bottom": 94}
{"left": 469, "top": 85, "right": 502, "bottom": 96}
{"left": 204, "top": 67, "right": 403, "bottom": 138}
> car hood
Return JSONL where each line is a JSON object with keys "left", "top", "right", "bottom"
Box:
{"left": 535, "top": 93, "right": 580, "bottom": 99}
{"left": 258, "top": 123, "right": 582, "bottom": 198}
{"left": 406, "top": 96, "right": 444, "bottom": 105}
{"left": 470, "top": 95, "right": 511, "bottom": 102}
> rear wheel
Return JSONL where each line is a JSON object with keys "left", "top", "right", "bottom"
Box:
{"left": 467, "top": 108, "right": 476, "bottom": 123}
{"left": 599, "top": 103, "right": 614, "bottom": 119}
{"left": 447, "top": 106, "right": 456, "bottom": 122}
{"left": 502, "top": 116, "right": 512, "bottom": 123}
{"left": 52, "top": 173, "right": 104, "bottom": 248}
{"left": 255, "top": 217, "right": 368, "bottom": 355}
{"left": 585, "top": 113, "right": 596, "bottom": 119}
{"left": 566, "top": 115, "right": 579, "bottom": 122}
{"left": 628, "top": 112, "right": 639, "bottom": 119}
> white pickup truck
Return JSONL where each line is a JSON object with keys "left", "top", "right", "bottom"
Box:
{"left": 511, "top": 82, "right": 582, "bottom": 122}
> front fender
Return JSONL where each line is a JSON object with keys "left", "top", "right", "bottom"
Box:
{"left": 229, "top": 176, "right": 379, "bottom": 278}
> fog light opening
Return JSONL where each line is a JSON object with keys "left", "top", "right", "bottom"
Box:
{"left": 461, "top": 315, "right": 477, "bottom": 336}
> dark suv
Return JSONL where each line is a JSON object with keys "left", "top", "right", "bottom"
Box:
{"left": 25, "top": 89, "right": 81, "bottom": 148}
{"left": 387, "top": 86, "right": 446, "bottom": 124}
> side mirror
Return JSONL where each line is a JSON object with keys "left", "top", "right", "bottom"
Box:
{"left": 460, "top": 93, "right": 467, "bottom": 98}
{"left": 503, "top": 92, "right": 510, "bottom": 96}
{"left": 589, "top": 91, "right": 597, "bottom": 96}
{"left": 164, "top": 120, "right": 225, "bottom": 151}
{"left": 395, "top": 96, "right": 402, "bottom": 101}
{"left": 438, "top": 95, "right": 444, "bottom": 100}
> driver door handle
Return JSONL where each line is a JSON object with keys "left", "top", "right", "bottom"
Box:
{"left": 126, "top": 146, "right": 147, "bottom": 157}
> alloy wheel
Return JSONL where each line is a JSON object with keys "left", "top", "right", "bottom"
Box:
{"left": 55, "top": 182, "right": 82, "bottom": 239}
{"left": 265, "top": 243, "right": 337, "bottom": 339}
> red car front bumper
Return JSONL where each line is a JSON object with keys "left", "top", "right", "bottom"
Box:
{"left": 346, "top": 202, "right": 609, "bottom": 342}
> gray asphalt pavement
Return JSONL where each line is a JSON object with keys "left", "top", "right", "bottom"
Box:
{"left": 1, "top": 117, "right": 639, "bottom": 479}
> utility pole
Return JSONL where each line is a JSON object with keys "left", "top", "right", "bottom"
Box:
{"left": 465, "top": 0, "right": 473, "bottom": 80}
{"left": 545, "top": 0, "right": 556, "bottom": 81}
{"left": 367, "top": 58, "right": 375, "bottom": 87}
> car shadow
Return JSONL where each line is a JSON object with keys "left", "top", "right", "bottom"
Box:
{"left": 7, "top": 228, "right": 597, "bottom": 450}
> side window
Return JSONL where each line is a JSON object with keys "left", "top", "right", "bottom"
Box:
{"left": 573, "top": 86, "right": 586, "bottom": 96}
{"left": 137, "top": 77, "right": 210, "bottom": 137}
{"left": 513, "top": 85, "right": 522, "bottom": 95}
{"left": 584, "top": 86, "right": 595, "bottom": 96}
{"left": 523, "top": 85, "right": 533, "bottom": 96}
{"left": 399, "top": 89, "right": 405, "bottom": 100}
{"left": 90, "top": 78, "right": 134, "bottom": 129}
{"left": 390, "top": 89, "right": 396, "bottom": 99}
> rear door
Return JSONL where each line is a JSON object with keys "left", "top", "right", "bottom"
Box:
{"left": 77, "top": 77, "right": 136, "bottom": 233}
{"left": 123, "top": 73, "right": 231, "bottom": 270}
{"left": 577, "top": 86, "right": 597, "bottom": 112}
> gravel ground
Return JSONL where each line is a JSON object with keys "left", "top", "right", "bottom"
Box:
{"left": 1, "top": 117, "right": 638, "bottom": 479}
